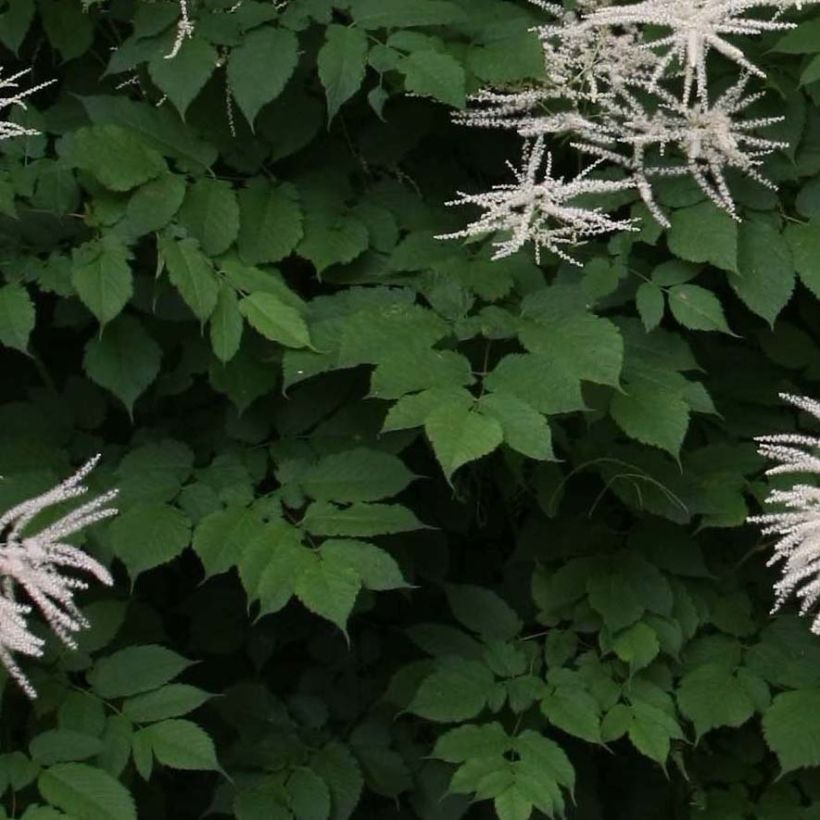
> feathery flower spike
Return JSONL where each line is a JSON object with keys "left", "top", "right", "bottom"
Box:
{"left": 439, "top": 137, "right": 638, "bottom": 264}
{"left": 749, "top": 394, "right": 820, "bottom": 634}
{"left": 0, "top": 456, "right": 118, "bottom": 697}
{"left": 0, "top": 69, "right": 54, "bottom": 141}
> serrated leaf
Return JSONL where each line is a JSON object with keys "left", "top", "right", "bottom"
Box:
{"left": 160, "top": 236, "right": 219, "bottom": 322}
{"left": 425, "top": 401, "right": 503, "bottom": 480}
{"left": 319, "top": 540, "right": 407, "bottom": 592}
{"left": 667, "top": 202, "right": 737, "bottom": 272}
{"left": 433, "top": 723, "right": 510, "bottom": 763}
{"left": 293, "top": 551, "right": 361, "bottom": 633}
{"left": 610, "top": 385, "right": 689, "bottom": 456}
{"left": 311, "top": 741, "right": 363, "bottom": 820}
{"left": 677, "top": 663, "right": 755, "bottom": 740}
{"left": 730, "top": 221, "right": 794, "bottom": 327}
{"left": 318, "top": 25, "right": 368, "bottom": 122}
{"left": 209, "top": 284, "right": 244, "bottom": 363}
{"left": 108, "top": 503, "right": 191, "bottom": 579}
{"left": 71, "top": 237, "right": 132, "bottom": 327}
{"left": 139, "top": 720, "right": 219, "bottom": 771}
{"left": 178, "top": 178, "right": 239, "bottom": 257}
{"left": 350, "top": 0, "right": 463, "bottom": 28}
{"left": 119, "top": 174, "right": 186, "bottom": 239}
{"left": 88, "top": 645, "right": 193, "bottom": 699}
{"left": 400, "top": 50, "right": 466, "bottom": 108}
{"left": 785, "top": 218, "right": 820, "bottom": 298}
{"left": 148, "top": 37, "right": 216, "bottom": 116}
{"left": 541, "top": 688, "right": 602, "bottom": 744}
{"left": 83, "top": 315, "right": 162, "bottom": 414}
{"left": 479, "top": 393, "right": 554, "bottom": 460}
{"left": 0, "top": 283, "right": 35, "bottom": 353}
{"left": 763, "top": 689, "right": 820, "bottom": 773}
{"left": 446, "top": 584, "right": 522, "bottom": 641}
{"left": 61, "top": 124, "right": 165, "bottom": 191}
{"left": 297, "top": 212, "right": 369, "bottom": 273}
{"left": 612, "top": 622, "right": 660, "bottom": 674}
{"left": 667, "top": 284, "right": 733, "bottom": 334}
{"left": 121, "top": 683, "right": 213, "bottom": 723}
{"left": 228, "top": 27, "right": 299, "bottom": 125}
{"left": 116, "top": 440, "right": 193, "bottom": 505}
{"left": 38, "top": 763, "right": 136, "bottom": 820}
{"left": 192, "top": 506, "right": 264, "bottom": 578}
{"left": 409, "top": 659, "right": 495, "bottom": 722}
{"left": 239, "top": 292, "right": 311, "bottom": 348}
{"left": 301, "top": 501, "right": 426, "bottom": 537}
{"left": 636, "top": 282, "right": 664, "bottom": 331}
{"left": 300, "top": 448, "right": 415, "bottom": 502}
{"left": 30, "top": 731, "right": 103, "bottom": 765}
{"left": 237, "top": 180, "right": 303, "bottom": 264}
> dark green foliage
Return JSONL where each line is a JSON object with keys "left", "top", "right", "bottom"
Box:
{"left": 3, "top": 1, "right": 820, "bottom": 818}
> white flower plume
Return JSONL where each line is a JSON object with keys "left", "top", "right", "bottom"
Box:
{"left": 439, "top": 136, "right": 637, "bottom": 264}
{"left": 0, "top": 456, "right": 118, "bottom": 697}
{"left": 446, "top": 0, "right": 810, "bottom": 256}
{"left": 0, "top": 69, "right": 54, "bottom": 142}
{"left": 749, "top": 394, "right": 820, "bottom": 634}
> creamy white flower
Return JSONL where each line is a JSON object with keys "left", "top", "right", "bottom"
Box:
{"left": 440, "top": 137, "right": 637, "bottom": 263}
{"left": 0, "top": 456, "right": 117, "bottom": 697}
{"left": 0, "top": 69, "right": 54, "bottom": 141}
{"left": 749, "top": 394, "right": 820, "bottom": 634}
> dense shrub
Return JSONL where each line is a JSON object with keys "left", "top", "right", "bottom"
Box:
{"left": 3, "top": 0, "right": 820, "bottom": 817}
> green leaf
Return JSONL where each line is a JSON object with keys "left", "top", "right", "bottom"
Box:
{"left": 237, "top": 180, "right": 303, "bottom": 264}
{"left": 297, "top": 212, "right": 369, "bottom": 273}
{"left": 785, "top": 218, "right": 820, "bottom": 298}
{"left": 30, "top": 731, "right": 103, "bottom": 765}
{"left": 425, "top": 401, "right": 503, "bottom": 480}
{"left": 193, "top": 507, "right": 264, "bottom": 578}
{"left": 139, "top": 720, "right": 219, "bottom": 771}
{"left": 446, "top": 584, "right": 522, "bottom": 641}
{"left": 108, "top": 503, "right": 192, "bottom": 579}
{"left": 479, "top": 393, "right": 554, "bottom": 460}
{"left": 433, "top": 723, "right": 510, "bottom": 762}
{"left": 0, "top": 283, "right": 35, "bottom": 353}
{"left": 72, "top": 234, "right": 134, "bottom": 327}
{"left": 370, "top": 349, "right": 474, "bottom": 400}
{"left": 160, "top": 236, "right": 219, "bottom": 322}
{"left": 119, "top": 174, "right": 186, "bottom": 239}
{"left": 228, "top": 27, "right": 299, "bottom": 125}
{"left": 293, "top": 551, "right": 361, "bottom": 632}
{"left": 300, "top": 448, "right": 415, "bottom": 502}
{"left": 802, "top": 54, "right": 820, "bottom": 86}
{"left": 383, "top": 387, "right": 473, "bottom": 431}
{"left": 667, "top": 285, "right": 733, "bottom": 334}
{"left": 612, "top": 622, "right": 660, "bottom": 674}
{"left": 320, "top": 540, "right": 407, "bottom": 591}
{"left": 38, "top": 763, "right": 136, "bottom": 820}
{"left": 677, "top": 663, "right": 755, "bottom": 740}
{"left": 318, "top": 25, "right": 368, "bottom": 122}
{"left": 88, "top": 645, "right": 193, "bottom": 699}
{"left": 350, "top": 0, "right": 464, "bottom": 28}
{"left": 239, "top": 292, "right": 311, "bottom": 348}
{"left": 774, "top": 19, "right": 820, "bottom": 52}
{"left": 610, "top": 385, "right": 690, "bottom": 456}
{"left": 763, "top": 689, "right": 820, "bottom": 773}
{"left": 209, "top": 284, "right": 244, "bottom": 363}
{"left": 83, "top": 315, "right": 162, "bottom": 414}
{"left": 121, "top": 685, "right": 211, "bottom": 723}
{"left": 311, "top": 741, "right": 364, "bottom": 820}
{"left": 409, "top": 659, "right": 495, "bottom": 722}
{"left": 61, "top": 124, "right": 165, "bottom": 191}
{"left": 730, "top": 221, "right": 794, "bottom": 327}
{"left": 178, "top": 178, "right": 240, "bottom": 257}
{"left": 541, "top": 688, "right": 602, "bottom": 744}
{"left": 148, "top": 37, "right": 216, "bottom": 116}
{"left": 116, "top": 440, "right": 193, "bottom": 505}
{"left": 627, "top": 702, "right": 683, "bottom": 766}
{"left": 302, "top": 501, "right": 426, "bottom": 537}
{"left": 286, "top": 769, "right": 331, "bottom": 820}
{"left": 667, "top": 202, "right": 738, "bottom": 272}
{"left": 96, "top": 716, "right": 133, "bottom": 779}
{"left": 40, "top": 0, "right": 93, "bottom": 59}
{"left": 636, "top": 283, "right": 664, "bottom": 332}
{"left": 400, "top": 50, "right": 466, "bottom": 108}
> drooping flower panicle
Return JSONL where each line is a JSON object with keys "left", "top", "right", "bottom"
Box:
{"left": 446, "top": 0, "right": 814, "bottom": 260}
{"left": 0, "top": 69, "right": 54, "bottom": 142}
{"left": 749, "top": 394, "right": 820, "bottom": 634}
{"left": 0, "top": 456, "right": 118, "bottom": 697}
